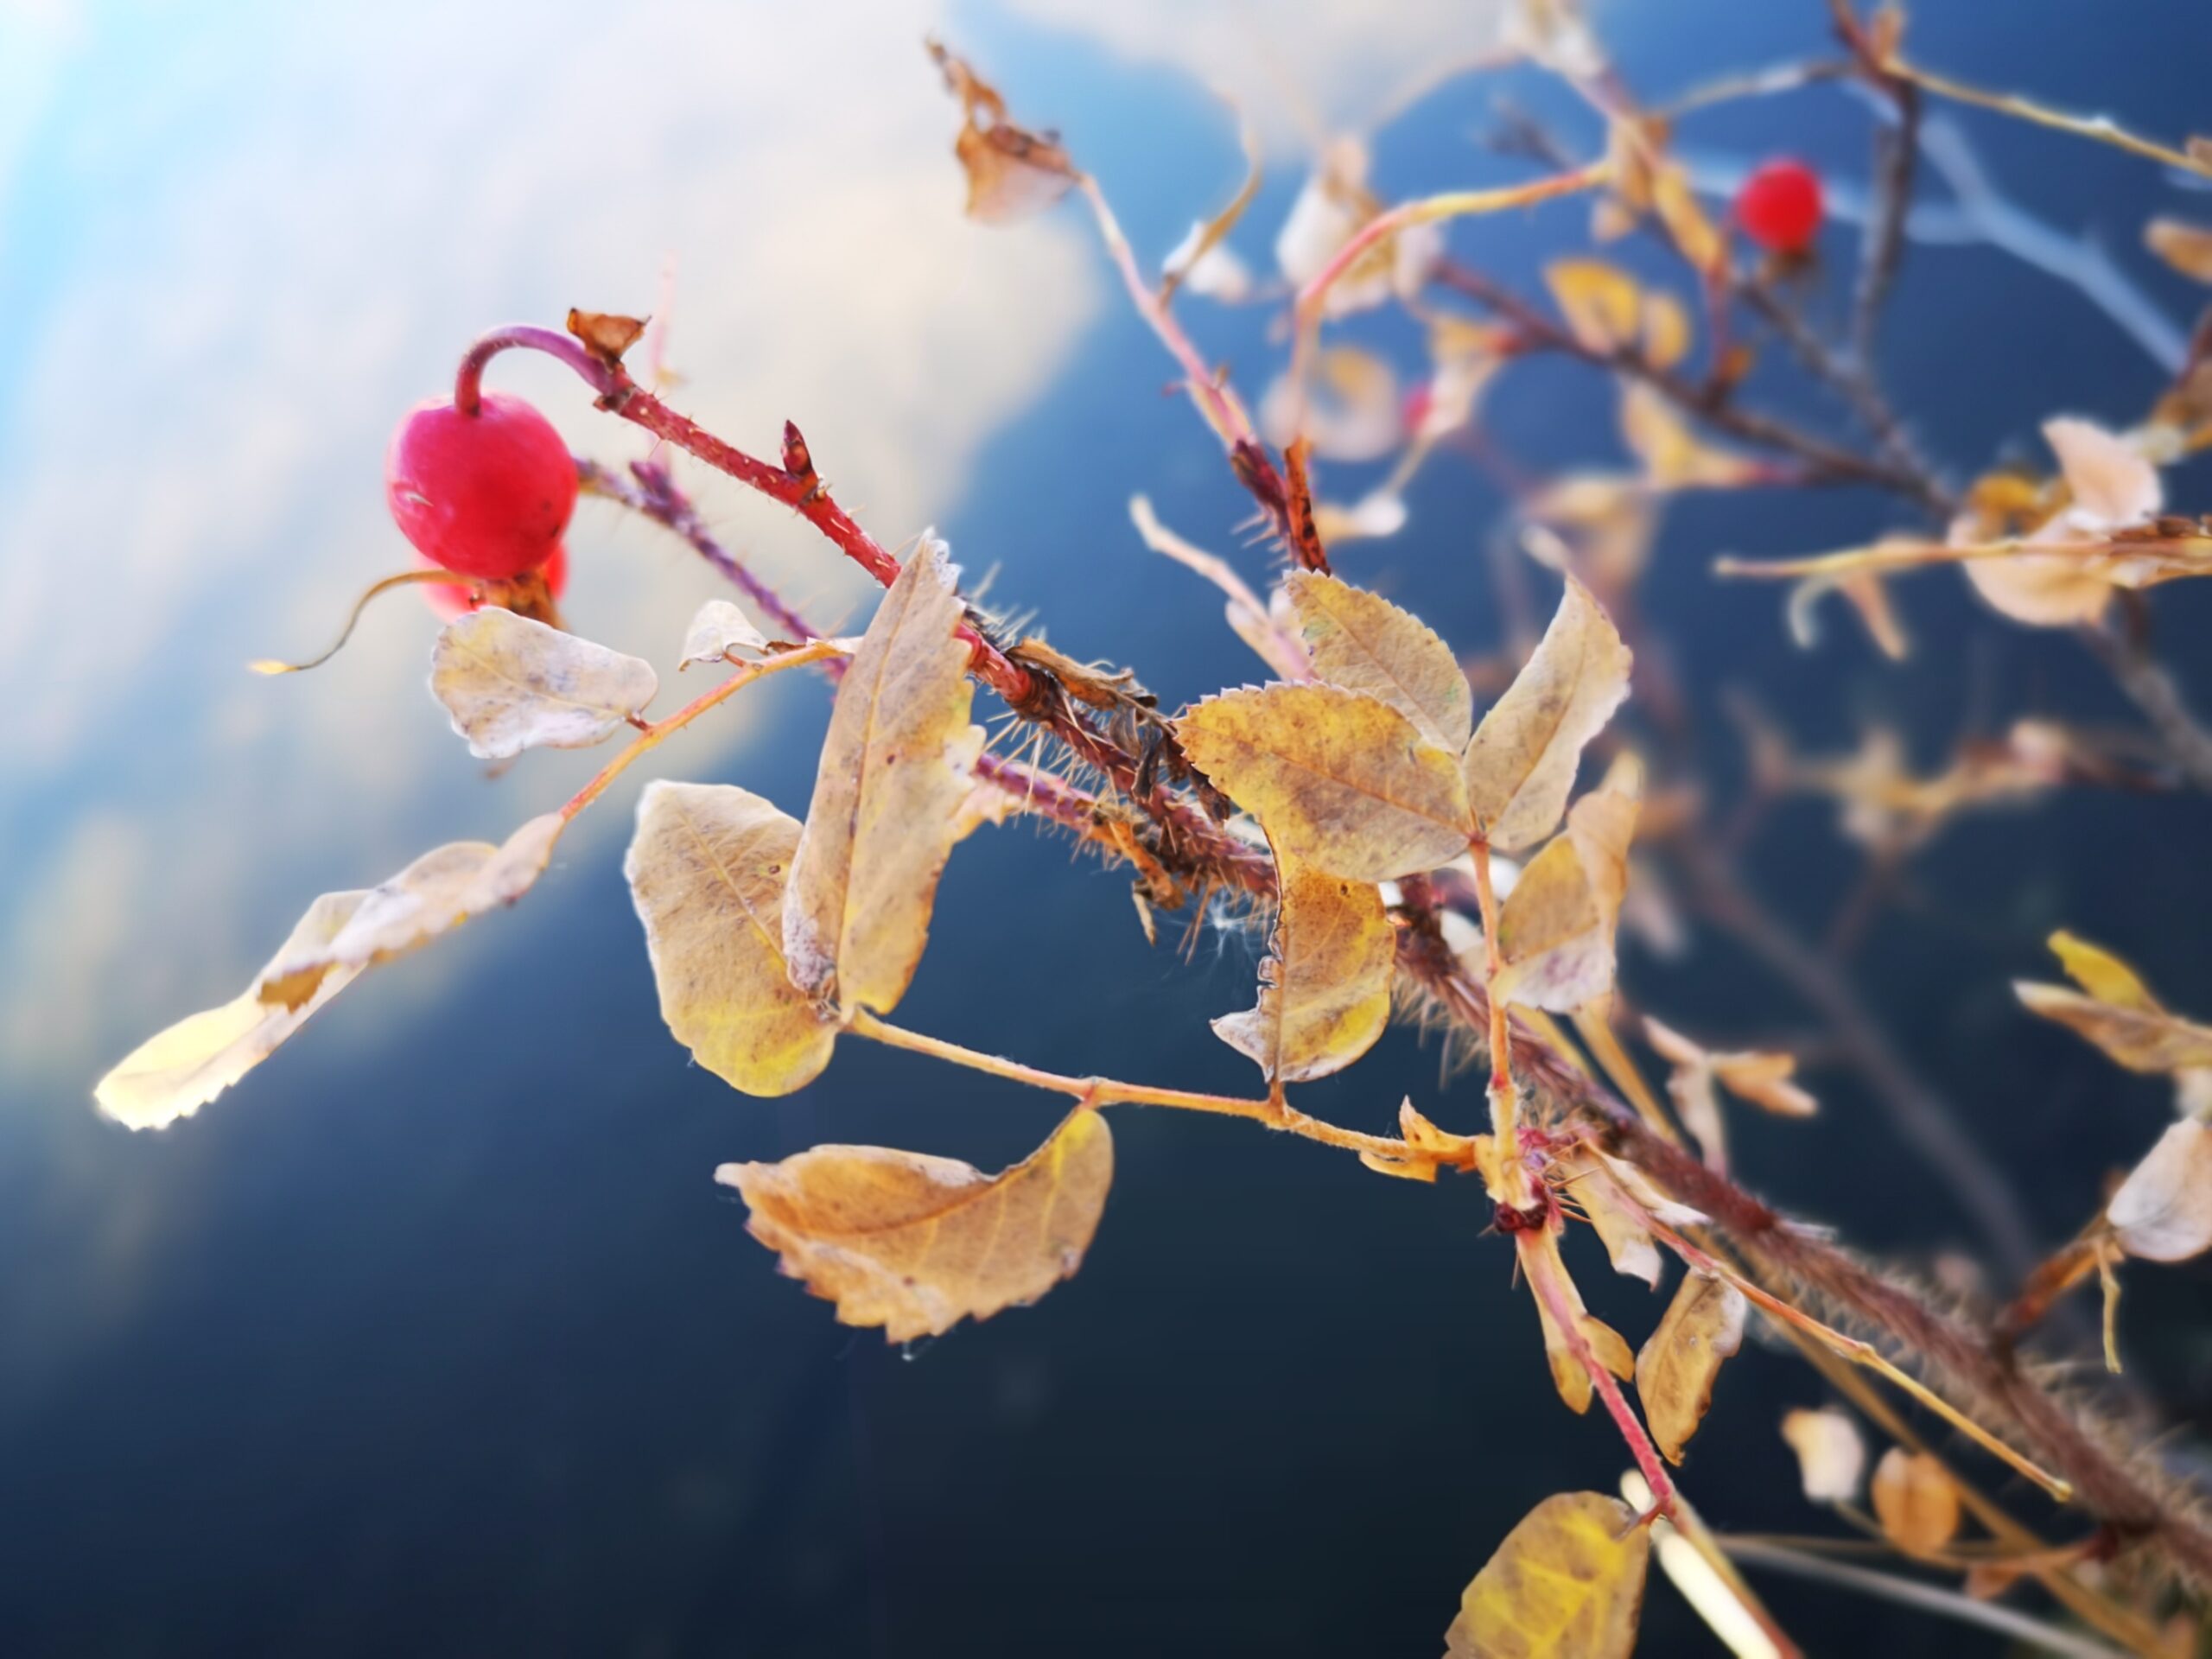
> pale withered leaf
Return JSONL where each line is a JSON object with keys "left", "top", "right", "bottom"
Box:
{"left": 1495, "top": 758, "right": 1641, "bottom": 1012}
{"left": 785, "top": 536, "right": 983, "bottom": 1018}
{"left": 259, "top": 813, "right": 564, "bottom": 1007}
{"left": 679, "top": 599, "right": 771, "bottom": 668}
{"left": 1869, "top": 1449, "right": 1961, "bottom": 1557}
{"left": 2015, "top": 930, "right": 2212, "bottom": 1074}
{"left": 1619, "top": 384, "right": 1763, "bottom": 490}
{"left": 1174, "top": 683, "right": 1471, "bottom": 882}
{"left": 931, "top": 42, "right": 1077, "bottom": 225}
{"left": 2109, "top": 1119, "right": 2212, "bottom": 1262}
{"left": 565, "top": 308, "right": 648, "bottom": 365}
{"left": 1212, "top": 844, "right": 1393, "bottom": 1085}
{"left": 1444, "top": 1490, "right": 1649, "bottom": 1659}
{"left": 1284, "top": 571, "right": 1473, "bottom": 752}
{"left": 1545, "top": 258, "right": 1643, "bottom": 355}
{"left": 1964, "top": 419, "right": 2159, "bottom": 628}
{"left": 1463, "top": 576, "right": 1632, "bottom": 852}
{"left": 1780, "top": 1407, "right": 1866, "bottom": 1504}
{"left": 625, "top": 781, "right": 836, "bottom": 1097}
{"left": 1259, "top": 346, "right": 1402, "bottom": 463}
{"left": 1635, "top": 1270, "right": 1746, "bottom": 1464}
{"left": 718, "top": 1107, "right": 1112, "bottom": 1343}
{"left": 93, "top": 890, "right": 369, "bottom": 1130}
{"left": 95, "top": 813, "right": 568, "bottom": 1129}
{"left": 430, "top": 608, "right": 658, "bottom": 760}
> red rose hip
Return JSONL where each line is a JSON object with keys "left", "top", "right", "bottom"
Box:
{"left": 385, "top": 391, "right": 576, "bottom": 580}
{"left": 1735, "top": 159, "right": 1823, "bottom": 257}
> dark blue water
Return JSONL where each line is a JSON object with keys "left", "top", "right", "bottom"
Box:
{"left": 6, "top": 2, "right": 2212, "bottom": 1653}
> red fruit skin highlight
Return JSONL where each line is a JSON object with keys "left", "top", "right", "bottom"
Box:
{"left": 1735, "top": 159, "right": 1824, "bottom": 257}
{"left": 385, "top": 392, "right": 577, "bottom": 580}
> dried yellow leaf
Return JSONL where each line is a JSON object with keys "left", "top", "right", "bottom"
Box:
{"left": 718, "top": 1108, "right": 1113, "bottom": 1342}
{"left": 1283, "top": 571, "right": 1473, "bottom": 751}
{"left": 94, "top": 814, "right": 569, "bottom": 1129}
{"left": 785, "top": 537, "right": 984, "bottom": 1018}
{"left": 2016, "top": 931, "right": 2212, "bottom": 1074}
{"left": 1212, "top": 844, "right": 1392, "bottom": 1085}
{"left": 1635, "top": 1269, "right": 1746, "bottom": 1464}
{"left": 1175, "top": 683, "right": 1471, "bottom": 881}
{"left": 430, "top": 608, "right": 658, "bottom": 760}
{"left": 625, "top": 781, "right": 836, "bottom": 1097}
{"left": 1525, "top": 1228, "right": 1636, "bottom": 1414}
{"left": 94, "top": 890, "right": 370, "bottom": 1130}
{"left": 1779, "top": 1407, "right": 1866, "bottom": 1504}
{"left": 1546, "top": 258, "right": 1643, "bottom": 355}
{"left": 2110, "top": 1119, "right": 2212, "bottom": 1262}
{"left": 1444, "top": 1491, "right": 1650, "bottom": 1659}
{"left": 1463, "top": 576, "right": 1632, "bottom": 853}
{"left": 1619, "top": 384, "right": 1762, "bottom": 490}
{"left": 261, "top": 813, "right": 564, "bottom": 1009}
{"left": 1495, "top": 759, "right": 1641, "bottom": 1012}
{"left": 1869, "top": 1448, "right": 1961, "bottom": 1556}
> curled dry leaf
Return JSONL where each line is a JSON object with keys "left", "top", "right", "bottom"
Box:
{"left": 1635, "top": 1270, "right": 1746, "bottom": 1465}
{"left": 1160, "top": 219, "right": 1253, "bottom": 302}
{"left": 1274, "top": 137, "right": 1441, "bottom": 317}
{"left": 2146, "top": 218, "right": 2212, "bottom": 284}
{"left": 94, "top": 815, "right": 567, "bottom": 1129}
{"left": 1780, "top": 1407, "right": 1866, "bottom": 1504}
{"left": 1869, "top": 1448, "right": 1961, "bottom": 1557}
{"left": 1463, "top": 575, "right": 1632, "bottom": 853}
{"left": 717, "top": 1108, "right": 1113, "bottom": 1343}
{"left": 930, "top": 41, "right": 1077, "bottom": 225}
{"left": 1619, "top": 384, "right": 1763, "bottom": 490}
{"left": 1523, "top": 474, "right": 1658, "bottom": 596}
{"left": 94, "top": 891, "right": 370, "bottom": 1130}
{"left": 1787, "top": 561, "right": 1910, "bottom": 661}
{"left": 1212, "top": 844, "right": 1392, "bottom": 1084}
{"left": 1545, "top": 258, "right": 1643, "bottom": 355}
{"left": 2108, "top": 1119, "right": 2212, "bottom": 1262}
{"left": 1495, "top": 758, "right": 1641, "bottom": 1013}
{"left": 1644, "top": 1017, "right": 1815, "bottom": 1168}
{"left": 430, "top": 608, "right": 658, "bottom": 760}
{"left": 624, "top": 781, "right": 836, "bottom": 1097}
{"left": 566, "top": 308, "right": 647, "bottom": 365}
{"left": 1174, "top": 683, "right": 1470, "bottom": 882}
{"left": 785, "top": 537, "right": 984, "bottom": 1018}
{"left": 2015, "top": 930, "right": 2212, "bottom": 1074}
{"left": 1283, "top": 572, "right": 1472, "bottom": 752}
{"left": 1310, "top": 490, "right": 1408, "bottom": 544}
{"left": 679, "top": 599, "right": 771, "bottom": 668}
{"left": 1444, "top": 1491, "right": 1650, "bottom": 1659}
{"left": 1964, "top": 418, "right": 2160, "bottom": 627}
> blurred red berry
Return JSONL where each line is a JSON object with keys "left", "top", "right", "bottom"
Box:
{"left": 385, "top": 392, "right": 576, "bottom": 580}
{"left": 1400, "top": 379, "right": 1434, "bottom": 439}
{"left": 1735, "top": 159, "right": 1823, "bottom": 257}
{"left": 416, "top": 542, "right": 568, "bottom": 622}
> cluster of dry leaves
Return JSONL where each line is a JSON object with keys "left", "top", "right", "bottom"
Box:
{"left": 88, "top": 1, "right": 2212, "bottom": 1653}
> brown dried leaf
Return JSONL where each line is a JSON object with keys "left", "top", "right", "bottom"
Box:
{"left": 1444, "top": 1491, "right": 1649, "bottom": 1659}
{"left": 2015, "top": 931, "right": 2212, "bottom": 1074}
{"left": 679, "top": 599, "right": 771, "bottom": 668}
{"left": 1174, "top": 683, "right": 1471, "bottom": 882}
{"left": 1869, "top": 1449, "right": 1961, "bottom": 1556}
{"left": 1495, "top": 758, "right": 1641, "bottom": 1012}
{"left": 717, "top": 1108, "right": 1112, "bottom": 1343}
{"left": 1527, "top": 1230, "right": 1637, "bottom": 1414}
{"left": 1635, "top": 1270, "right": 1746, "bottom": 1464}
{"left": 930, "top": 42, "right": 1077, "bottom": 225}
{"left": 430, "top": 608, "right": 658, "bottom": 760}
{"left": 1779, "top": 1407, "right": 1866, "bottom": 1504}
{"left": 566, "top": 308, "right": 648, "bottom": 365}
{"left": 1213, "top": 845, "right": 1393, "bottom": 1084}
{"left": 1283, "top": 571, "right": 1473, "bottom": 751}
{"left": 2110, "top": 1119, "right": 2212, "bottom": 1262}
{"left": 1463, "top": 576, "right": 1633, "bottom": 852}
{"left": 625, "top": 781, "right": 836, "bottom": 1097}
{"left": 785, "top": 537, "right": 983, "bottom": 1018}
